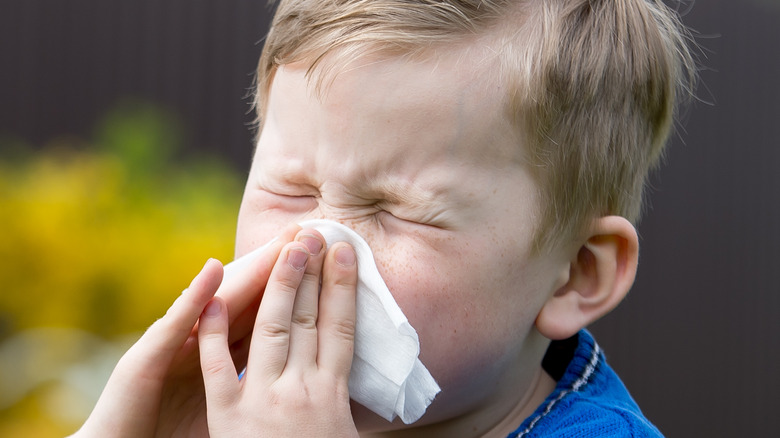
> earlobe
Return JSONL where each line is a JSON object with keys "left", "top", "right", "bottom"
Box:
{"left": 536, "top": 216, "right": 639, "bottom": 340}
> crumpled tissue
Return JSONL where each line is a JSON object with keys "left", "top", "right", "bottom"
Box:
{"left": 222, "top": 219, "right": 440, "bottom": 424}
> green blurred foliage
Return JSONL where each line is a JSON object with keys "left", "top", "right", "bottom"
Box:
{"left": 0, "top": 101, "right": 244, "bottom": 436}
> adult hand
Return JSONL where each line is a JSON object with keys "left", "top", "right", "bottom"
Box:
{"left": 198, "top": 232, "right": 360, "bottom": 437}
{"left": 72, "top": 225, "right": 302, "bottom": 438}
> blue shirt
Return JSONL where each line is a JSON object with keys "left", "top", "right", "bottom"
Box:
{"left": 509, "top": 330, "right": 663, "bottom": 437}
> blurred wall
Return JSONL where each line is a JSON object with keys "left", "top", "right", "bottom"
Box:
{"left": 0, "top": 0, "right": 272, "bottom": 172}
{"left": 1, "top": 1, "right": 778, "bottom": 437}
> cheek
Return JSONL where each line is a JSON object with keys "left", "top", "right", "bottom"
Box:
{"left": 373, "top": 237, "right": 541, "bottom": 389}
{"left": 234, "top": 196, "right": 294, "bottom": 257}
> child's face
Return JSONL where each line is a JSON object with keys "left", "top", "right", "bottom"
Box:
{"left": 236, "top": 50, "right": 566, "bottom": 431}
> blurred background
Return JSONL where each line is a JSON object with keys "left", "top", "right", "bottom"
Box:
{"left": 0, "top": 1, "right": 777, "bottom": 437}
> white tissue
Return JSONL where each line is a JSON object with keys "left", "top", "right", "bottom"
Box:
{"left": 222, "top": 219, "right": 440, "bottom": 424}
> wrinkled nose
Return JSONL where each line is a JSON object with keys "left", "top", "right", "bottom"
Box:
{"left": 298, "top": 203, "right": 379, "bottom": 242}
{"left": 298, "top": 209, "right": 380, "bottom": 251}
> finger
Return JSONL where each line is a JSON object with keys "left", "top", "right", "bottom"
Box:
{"left": 217, "top": 223, "right": 301, "bottom": 325}
{"left": 286, "top": 230, "right": 326, "bottom": 368}
{"left": 131, "top": 258, "right": 224, "bottom": 369}
{"left": 317, "top": 243, "right": 358, "bottom": 378}
{"left": 246, "top": 242, "right": 309, "bottom": 382}
{"left": 198, "top": 297, "right": 240, "bottom": 408}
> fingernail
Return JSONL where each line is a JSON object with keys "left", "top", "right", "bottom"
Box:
{"left": 335, "top": 245, "right": 356, "bottom": 266}
{"left": 298, "top": 234, "right": 324, "bottom": 256}
{"left": 287, "top": 248, "right": 309, "bottom": 270}
{"left": 204, "top": 299, "right": 221, "bottom": 317}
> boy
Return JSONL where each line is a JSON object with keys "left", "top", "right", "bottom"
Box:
{"left": 73, "top": 0, "right": 695, "bottom": 436}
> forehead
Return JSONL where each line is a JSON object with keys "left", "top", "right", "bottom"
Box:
{"left": 263, "top": 44, "right": 526, "bottom": 170}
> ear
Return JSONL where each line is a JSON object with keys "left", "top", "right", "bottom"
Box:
{"left": 536, "top": 216, "right": 639, "bottom": 340}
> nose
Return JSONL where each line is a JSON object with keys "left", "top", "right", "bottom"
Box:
{"left": 299, "top": 207, "right": 380, "bottom": 250}
{"left": 300, "top": 198, "right": 379, "bottom": 229}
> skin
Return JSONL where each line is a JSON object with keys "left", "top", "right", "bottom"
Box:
{"left": 235, "top": 47, "right": 569, "bottom": 436}
{"left": 74, "top": 39, "right": 640, "bottom": 438}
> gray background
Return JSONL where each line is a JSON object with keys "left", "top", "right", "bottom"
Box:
{"left": 1, "top": 1, "right": 778, "bottom": 436}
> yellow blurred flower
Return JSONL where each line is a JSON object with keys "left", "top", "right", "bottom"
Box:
{"left": 0, "top": 102, "right": 244, "bottom": 436}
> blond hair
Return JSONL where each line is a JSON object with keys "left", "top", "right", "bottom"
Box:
{"left": 254, "top": 0, "right": 696, "bottom": 251}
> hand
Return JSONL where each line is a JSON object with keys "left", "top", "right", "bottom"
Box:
{"left": 72, "top": 226, "right": 301, "bottom": 438}
{"left": 198, "top": 232, "right": 360, "bottom": 437}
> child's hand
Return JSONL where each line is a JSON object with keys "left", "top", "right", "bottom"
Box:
{"left": 72, "top": 226, "right": 301, "bottom": 437}
{"left": 198, "top": 236, "right": 360, "bottom": 437}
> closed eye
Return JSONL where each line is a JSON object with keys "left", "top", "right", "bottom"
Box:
{"left": 257, "top": 189, "right": 318, "bottom": 212}
{"left": 376, "top": 209, "right": 448, "bottom": 231}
